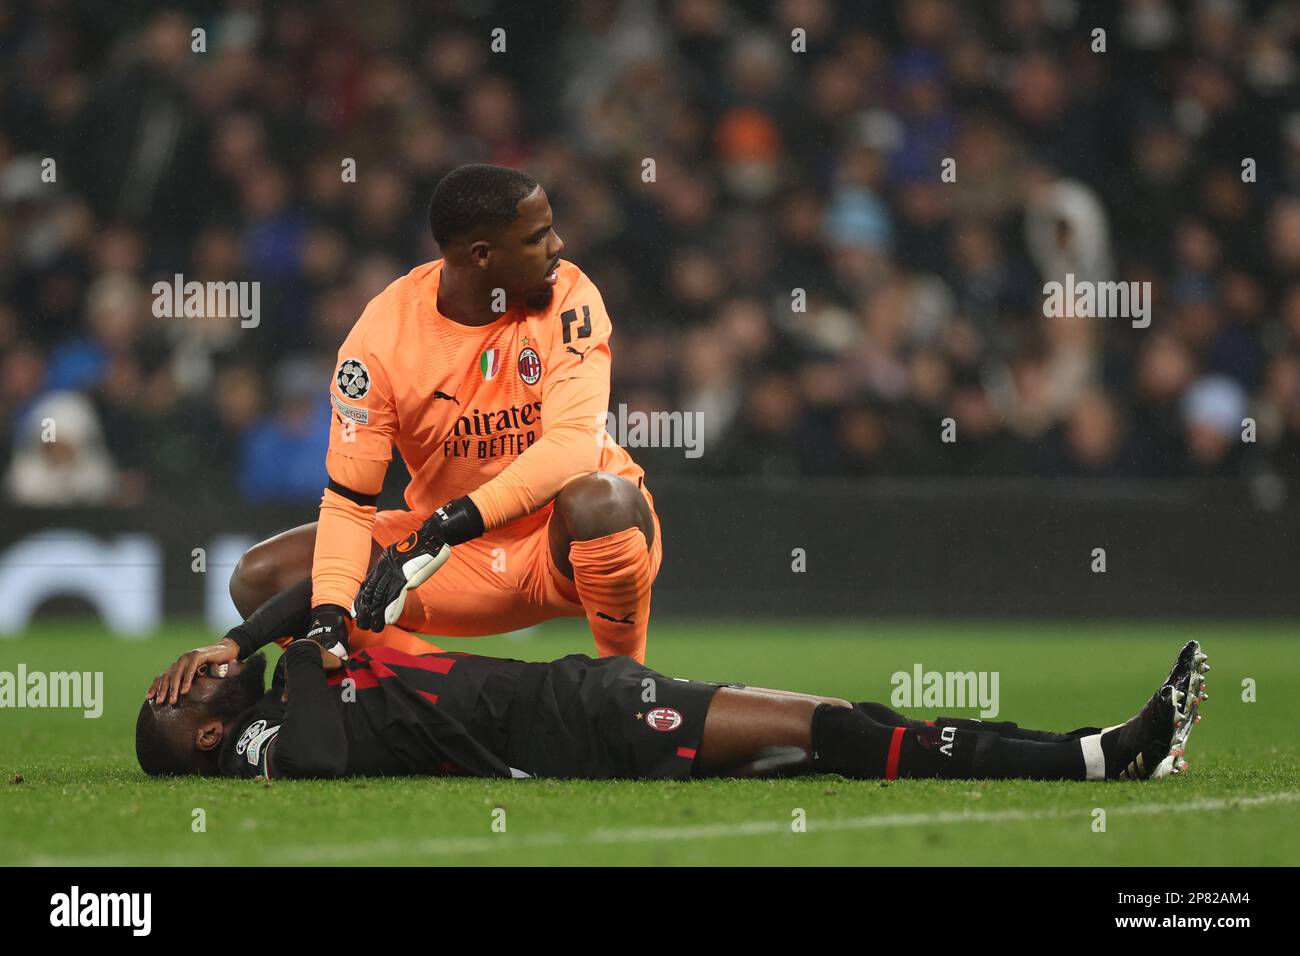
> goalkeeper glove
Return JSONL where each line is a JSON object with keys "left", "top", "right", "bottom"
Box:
{"left": 305, "top": 604, "right": 352, "bottom": 659}
{"left": 354, "top": 496, "right": 484, "bottom": 631}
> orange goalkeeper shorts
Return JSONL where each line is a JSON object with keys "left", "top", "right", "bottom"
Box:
{"left": 369, "top": 485, "right": 663, "bottom": 638}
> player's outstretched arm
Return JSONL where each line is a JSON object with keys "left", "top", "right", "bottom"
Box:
{"left": 147, "top": 578, "right": 318, "bottom": 704}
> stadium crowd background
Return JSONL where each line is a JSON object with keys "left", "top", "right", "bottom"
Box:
{"left": 2, "top": 0, "right": 1300, "bottom": 508}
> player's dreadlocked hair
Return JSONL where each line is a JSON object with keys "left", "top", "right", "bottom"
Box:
{"left": 428, "top": 164, "right": 539, "bottom": 247}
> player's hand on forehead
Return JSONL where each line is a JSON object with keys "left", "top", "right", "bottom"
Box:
{"left": 145, "top": 638, "right": 239, "bottom": 705}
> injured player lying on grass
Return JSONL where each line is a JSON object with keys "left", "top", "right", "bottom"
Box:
{"left": 137, "top": 583, "right": 1208, "bottom": 783}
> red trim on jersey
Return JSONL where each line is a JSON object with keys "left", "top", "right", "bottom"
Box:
{"left": 324, "top": 648, "right": 457, "bottom": 696}
{"left": 345, "top": 666, "right": 381, "bottom": 690}
{"left": 363, "top": 645, "right": 456, "bottom": 674}
{"left": 418, "top": 690, "right": 439, "bottom": 705}
{"left": 884, "top": 726, "right": 906, "bottom": 780}
{"left": 676, "top": 747, "right": 697, "bottom": 759}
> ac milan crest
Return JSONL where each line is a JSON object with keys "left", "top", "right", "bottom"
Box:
{"left": 518, "top": 346, "right": 542, "bottom": 385}
{"left": 644, "top": 707, "right": 683, "bottom": 732}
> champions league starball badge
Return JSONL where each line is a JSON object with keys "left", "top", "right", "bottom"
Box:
{"left": 337, "top": 358, "right": 371, "bottom": 399}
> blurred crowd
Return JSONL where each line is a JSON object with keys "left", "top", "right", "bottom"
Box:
{"left": 3, "top": 0, "right": 1300, "bottom": 508}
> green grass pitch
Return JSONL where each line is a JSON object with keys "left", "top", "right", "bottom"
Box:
{"left": 2, "top": 618, "right": 1297, "bottom": 866}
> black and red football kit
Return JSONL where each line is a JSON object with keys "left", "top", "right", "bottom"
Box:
{"left": 216, "top": 580, "right": 723, "bottom": 781}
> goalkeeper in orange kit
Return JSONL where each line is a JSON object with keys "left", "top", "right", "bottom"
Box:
{"left": 228, "top": 164, "right": 662, "bottom": 663}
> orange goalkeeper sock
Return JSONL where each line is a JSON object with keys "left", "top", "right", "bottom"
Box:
{"left": 568, "top": 526, "right": 653, "bottom": 663}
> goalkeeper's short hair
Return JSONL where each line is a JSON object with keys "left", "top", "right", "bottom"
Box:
{"left": 428, "top": 164, "right": 540, "bottom": 247}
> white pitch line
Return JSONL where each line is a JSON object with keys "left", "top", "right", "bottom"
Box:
{"left": 24, "top": 790, "right": 1300, "bottom": 867}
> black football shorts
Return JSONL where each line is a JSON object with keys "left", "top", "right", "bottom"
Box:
{"left": 445, "top": 653, "right": 728, "bottom": 780}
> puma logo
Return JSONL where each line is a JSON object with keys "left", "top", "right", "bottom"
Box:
{"left": 433, "top": 390, "right": 459, "bottom": 404}
{"left": 566, "top": 346, "right": 590, "bottom": 362}
{"left": 596, "top": 611, "right": 635, "bottom": 625}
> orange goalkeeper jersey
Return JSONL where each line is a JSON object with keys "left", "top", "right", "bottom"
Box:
{"left": 311, "top": 258, "right": 645, "bottom": 610}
